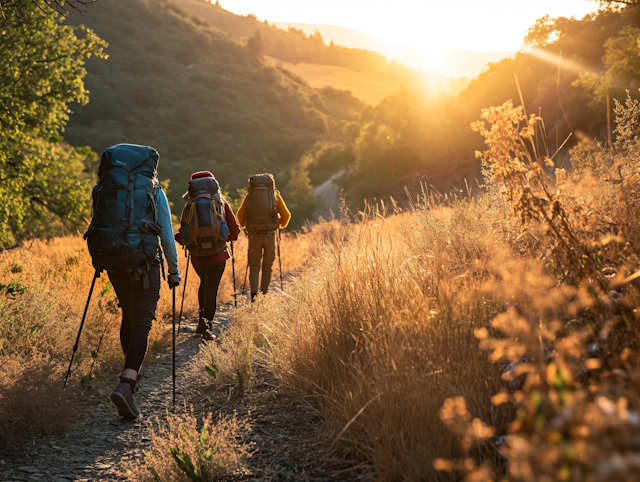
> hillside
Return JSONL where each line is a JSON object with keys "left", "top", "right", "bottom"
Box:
{"left": 63, "top": 0, "right": 363, "bottom": 212}
{"left": 172, "top": 0, "right": 467, "bottom": 103}
{"left": 273, "top": 22, "right": 514, "bottom": 79}
{"left": 265, "top": 56, "right": 432, "bottom": 105}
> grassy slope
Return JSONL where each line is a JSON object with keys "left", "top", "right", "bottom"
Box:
{"left": 64, "top": 0, "right": 361, "bottom": 206}
{"left": 265, "top": 56, "right": 405, "bottom": 105}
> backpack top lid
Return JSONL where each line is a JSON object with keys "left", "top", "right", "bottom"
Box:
{"left": 99, "top": 144, "right": 159, "bottom": 178}
{"left": 191, "top": 171, "right": 215, "bottom": 180}
{"left": 188, "top": 176, "right": 219, "bottom": 199}
{"left": 249, "top": 173, "right": 275, "bottom": 190}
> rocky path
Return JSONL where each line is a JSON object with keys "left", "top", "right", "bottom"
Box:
{"left": 1, "top": 303, "right": 366, "bottom": 482}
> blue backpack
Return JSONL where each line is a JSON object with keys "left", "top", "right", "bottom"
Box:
{"left": 84, "top": 144, "right": 162, "bottom": 285}
{"left": 179, "top": 177, "right": 229, "bottom": 257}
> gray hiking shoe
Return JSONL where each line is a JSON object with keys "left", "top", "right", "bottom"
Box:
{"left": 111, "top": 377, "right": 140, "bottom": 419}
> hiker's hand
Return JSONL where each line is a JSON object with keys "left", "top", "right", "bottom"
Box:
{"left": 168, "top": 274, "right": 180, "bottom": 289}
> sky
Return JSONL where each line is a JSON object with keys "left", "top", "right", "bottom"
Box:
{"left": 217, "top": 0, "right": 599, "bottom": 53}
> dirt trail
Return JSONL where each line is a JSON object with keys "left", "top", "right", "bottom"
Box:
{"left": 1, "top": 302, "right": 365, "bottom": 482}
{"left": 313, "top": 170, "right": 344, "bottom": 219}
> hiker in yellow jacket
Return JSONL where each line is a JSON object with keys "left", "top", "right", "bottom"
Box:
{"left": 236, "top": 173, "right": 291, "bottom": 300}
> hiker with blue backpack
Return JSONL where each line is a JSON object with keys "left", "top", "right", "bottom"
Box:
{"left": 175, "top": 171, "right": 240, "bottom": 340}
{"left": 84, "top": 144, "right": 181, "bottom": 419}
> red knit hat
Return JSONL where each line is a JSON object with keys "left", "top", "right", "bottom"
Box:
{"left": 191, "top": 171, "right": 215, "bottom": 180}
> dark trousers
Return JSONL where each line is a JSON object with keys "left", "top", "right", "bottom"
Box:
{"left": 193, "top": 260, "right": 226, "bottom": 320}
{"left": 108, "top": 264, "right": 160, "bottom": 372}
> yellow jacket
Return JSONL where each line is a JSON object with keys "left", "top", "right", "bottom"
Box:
{"left": 236, "top": 191, "right": 291, "bottom": 229}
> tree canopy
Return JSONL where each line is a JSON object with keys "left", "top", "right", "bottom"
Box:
{"left": 0, "top": 0, "right": 106, "bottom": 245}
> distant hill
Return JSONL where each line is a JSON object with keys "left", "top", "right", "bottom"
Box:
{"left": 173, "top": 0, "right": 468, "bottom": 103}
{"left": 273, "top": 22, "right": 514, "bottom": 80}
{"left": 64, "top": 0, "right": 363, "bottom": 213}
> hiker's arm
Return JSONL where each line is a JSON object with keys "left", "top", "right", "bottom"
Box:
{"left": 235, "top": 193, "right": 249, "bottom": 229}
{"left": 156, "top": 189, "right": 180, "bottom": 278}
{"left": 275, "top": 192, "right": 291, "bottom": 229}
{"left": 224, "top": 203, "right": 241, "bottom": 241}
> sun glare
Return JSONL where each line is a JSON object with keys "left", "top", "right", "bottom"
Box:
{"left": 523, "top": 45, "right": 592, "bottom": 75}
{"left": 221, "top": 0, "right": 598, "bottom": 55}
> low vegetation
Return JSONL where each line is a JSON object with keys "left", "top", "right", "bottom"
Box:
{"left": 0, "top": 236, "right": 161, "bottom": 456}
{"left": 188, "top": 91, "right": 640, "bottom": 480}
{"left": 0, "top": 226, "right": 309, "bottom": 458}
{"left": 123, "top": 409, "right": 253, "bottom": 481}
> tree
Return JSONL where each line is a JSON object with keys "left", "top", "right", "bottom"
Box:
{"left": 574, "top": 26, "right": 640, "bottom": 107}
{"left": 1, "top": 0, "right": 97, "bottom": 18}
{"left": 283, "top": 155, "right": 320, "bottom": 229}
{"left": 591, "top": 0, "right": 640, "bottom": 26}
{"left": 0, "top": 1, "right": 106, "bottom": 245}
{"left": 244, "top": 29, "right": 265, "bottom": 59}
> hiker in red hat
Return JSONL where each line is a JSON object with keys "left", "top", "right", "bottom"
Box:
{"left": 175, "top": 171, "right": 240, "bottom": 340}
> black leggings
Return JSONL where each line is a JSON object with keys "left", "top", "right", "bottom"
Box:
{"left": 108, "top": 265, "right": 161, "bottom": 372}
{"left": 194, "top": 260, "right": 226, "bottom": 320}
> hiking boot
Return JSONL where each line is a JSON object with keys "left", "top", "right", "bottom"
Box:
{"left": 136, "top": 365, "right": 146, "bottom": 383}
{"left": 196, "top": 317, "right": 216, "bottom": 341}
{"left": 110, "top": 376, "right": 140, "bottom": 419}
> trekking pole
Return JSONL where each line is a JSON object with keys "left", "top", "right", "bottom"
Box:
{"left": 277, "top": 229, "right": 284, "bottom": 291}
{"left": 63, "top": 270, "right": 100, "bottom": 391}
{"left": 178, "top": 253, "right": 190, "bottom": 331}
{"left": 172, "top": 285, "right": 176, "bottom": 407}
{"left": 241, "top": 243, "right": 249, "bottom": 295}
{"left": 230, "top": 241, "right": 237, "bottom": 308}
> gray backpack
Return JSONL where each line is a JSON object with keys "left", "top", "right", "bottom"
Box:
{"left": 245, "top": 173, "right": 280, "bottom": 233}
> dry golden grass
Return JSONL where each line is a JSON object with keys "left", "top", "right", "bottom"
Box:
{"left": 0, "top": 226, "right": 311, "bottom": 457}
{"left": 188, "top": 92, "right": 640, "bottom": 481}
{"left": 0, "top": 236, "right": 164, "bottom": 455}
{"left": 6, "top": 94, "right": 640, "bottom": 480}
{"left": 193, "top": 205, "right": 517, "bottom": 480}
{"left": 264, "top": 56, "right": 400, "bottom": 105}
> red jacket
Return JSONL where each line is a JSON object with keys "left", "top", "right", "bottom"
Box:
{"left": 174, "top": 202, "right": 240, "bottom": 267}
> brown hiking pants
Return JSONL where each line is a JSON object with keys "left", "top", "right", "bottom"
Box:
{"left": 248, "top": 231, "right": 276, "bottom": 295}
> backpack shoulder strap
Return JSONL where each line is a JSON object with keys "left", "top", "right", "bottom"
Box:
{"left": 127, "top": 173, "right": 136, "bottom": 227}
{"left": 149, "top": 182, "right": 159, "bottom": 224}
